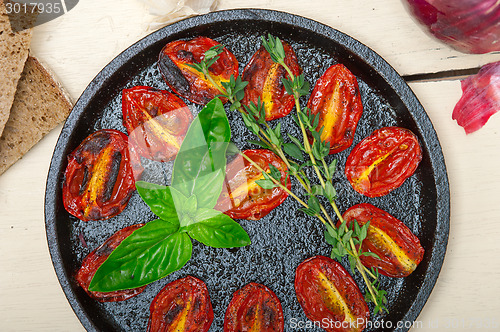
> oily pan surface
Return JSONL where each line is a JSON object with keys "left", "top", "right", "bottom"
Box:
{"left": 45, "top": 9, "right": 449, "bottom": 332}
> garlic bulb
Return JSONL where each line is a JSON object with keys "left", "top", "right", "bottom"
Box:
{"left": 139, "top": 0, "right": 219, "bottom": 30}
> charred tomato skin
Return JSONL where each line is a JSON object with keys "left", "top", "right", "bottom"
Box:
{"left": 241, "top": 41, "right": 302, "bottom": 121}
{"left": 345, "top": 126, "right": 422, "bottom": 197}
{"left": 215, "top": 149, "right": 290, "bottom": 220}
{"left": 122, "top": 86, "right": 193, "bottom": 162}
{"left": 224, "top": 283, "right": 284, "bottom": 332}
{"left": 307, "top": 64, "right": 363, "bottom": 154}
{"left": 147, "top": 276, "right": 213, "bottom": 332}
{"left": 342, "top": 203, "right": 424, "bottom": 277}
{"left": 295, "top": 256, "right": 369, "bottom": 332}
{"left": 158, "top": 36, "right": 238, "bottom": 105}
{"left": 63, "top": 129, "right": 138, "bottom": 221}
{"left": 75, "top": 224, "right": 146, "bottom": 302}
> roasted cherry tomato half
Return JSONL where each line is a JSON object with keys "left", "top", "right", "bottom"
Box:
{"left": 295, "top": 256, "right": 369, "bottom": 332}
{"left": 241, "top": 41, "right": 301, "bottom": 121}
{"left": 147, "top": 276, "right": 213, "bottom": 332}
{"left": 158, "top": 36, "right": 238, "bottom": 105}
{"left": 76, "top": 224, "right": 146, "bottom": 302}
{"left": 224, "top": 283, "right": 284, "bottom": 332}
{"left": 63, "top": 129, "right": 138, "bottom": 221}
{"left": 342, "top": 203, "right": 424, "bottom": 277}
{"left": 307, "top": 64, "right": 363, "bottom": 154}
{"left": 215, "top": 149, "right": 290, "bottom": 220}
{"left": 345, "top": 127, "right": 422, "bottom": 197}
{"left": 122, "top": 86, "right": 193, "bottom": 162}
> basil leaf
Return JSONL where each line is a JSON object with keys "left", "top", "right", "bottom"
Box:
{"left": 136, "top": 182, "right": 199, "bottom": 228}
{"left": 167, "top": 186, "right": 200, "bottom": 229}
{"left": 188, "top": 211, "right": 251, "bottom": 248}
{"left": 168, "top": 186, "right": 196, "bottom": 216}
{"left": 135, "top": 181, "right": 179, "bottom": 226}
{"left": 226, "top": 142, "right": 241, "bottom": 156}
{"left": 172, "top": 98, "right": 231, "bottom": 209}
{"left": 194, "top": 207, "right": 223, "bottom": 222}
{"left": 89, "top": 219, "right": 192, "bottom": 292}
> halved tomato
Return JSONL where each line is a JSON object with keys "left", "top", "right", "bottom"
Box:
{"left": 241, "top": 41, "right": 302, "bottom": 120}
{"left": 295, "top": 256, "right": 369, "bottom": 332}
{"left": 224, "top": 283, "right": 284, "bottom": 332}
{"left": 158, "top": 36, "right": 238, "bottom": 105}
{"left": 307, "top": 64, "right": 363, "bottom": 154}
{"left": 214, "top": 149, "right": 290, "bottom": 220}
{"left": 63, "top": 129, "right": 138, "bottom": 221}
{"left": 147, "top": 276, "right": 213, "bottom": 332}
{"left": 342, "top": 203, "right": 424, "bottom": 277}
{"left": 122, "top": 86, "right": 193, "bottom": 162}
{"left": 345, "top": 126, "right": 422, "bottom": 197}
{"left": 75, "top": 224, "right": 146, "bottom": 302}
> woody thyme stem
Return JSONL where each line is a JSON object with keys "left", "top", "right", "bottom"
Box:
{"left": 238, "top": 151, "right": 330, "bottom": 227}
{"left": 203, "top": 70, "right": 312, "bottom": 192}
{"left": 278, "top": 58, "right": 382, "bottom": 308}
{"left": 198, "top": 49, "right": 383, "bottom": 309}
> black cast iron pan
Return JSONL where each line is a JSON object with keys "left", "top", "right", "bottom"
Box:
{"left": 45, "top": 8, "right": 450, "bottom": 331}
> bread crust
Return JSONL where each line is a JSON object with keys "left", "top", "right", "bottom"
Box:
{"left": 0, "top": 56, "right": 73, "bottom": 175}
{"left": 0, "top": 0, "right": 36, "bottom": 136}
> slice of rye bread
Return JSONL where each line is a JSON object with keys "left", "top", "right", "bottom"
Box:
{"left": 0, "top": 0, "right": 36, "bottom": 137}
{"left": 0, "top": 56, "right": 73, "bottom": 175}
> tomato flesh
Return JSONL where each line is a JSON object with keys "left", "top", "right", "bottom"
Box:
{"left": 122, "top": 86, "right": 193, "bottom": 162}
{"left": 215, "top": 149, "right": 290, "bottom": 220}
{"left": 241, "top": 41, "right": 302, "bottom": 121}
{"left": 147, "top": 276, "right": 213, "bottom": 332}
{"left": 76, "top": 224, "right": 146, "bottom": 302}
{"left": 63, "top": 129, "right": 138, "bottom": 221}
{"left": 224, "top": 283, "right": 284, "bottom": 332}
{"left": 158, "top": 36, "right": 238, "bottom": 105}
{"left": 342, "top": 203, "right": 424, "bottom": 277}
{"left": 345, "top": 126, "right": 422, "bottom": 197}
{"left": 295, "top": 256, "right": 369, "bottom": 332}
{"left": 307, "top": 64, "right": 363, "bottom": 154}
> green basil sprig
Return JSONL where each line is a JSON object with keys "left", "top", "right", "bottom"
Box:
{"left": 89, "top": 98, "right": 251, "bottom": 292}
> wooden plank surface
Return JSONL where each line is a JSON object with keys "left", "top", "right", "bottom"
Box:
{"left": 218, "top": 0, "right": 500, "bottom": 76}
{"left": 29, "top": 0, "right": 500, "bottom": 101}
{"left": 2, "top": 0, "right": 500, "bottom": 331}
{"left": 407, "top": 80, "right": 500, "bottom": 331}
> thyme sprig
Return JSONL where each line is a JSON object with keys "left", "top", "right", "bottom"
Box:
{"left": 189, "top": 38, "right": 388, "bottom": 314}
{"left": 186, "top": 44, "right": 224, "bottom": 79}
{"left": 262, "top": 34, "right": 389, "bottom": 313}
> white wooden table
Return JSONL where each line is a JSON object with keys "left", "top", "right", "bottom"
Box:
{"left": 1, "top": 0, "right": 500, "bottom": 331}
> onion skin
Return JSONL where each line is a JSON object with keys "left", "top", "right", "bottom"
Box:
{"left": 453, "top": 61, "right": 500, "bottom": 134}
{"left": 403, "top": 0, "right": 500, "bottom": 54}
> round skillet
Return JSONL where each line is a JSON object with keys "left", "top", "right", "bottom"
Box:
{"left": 45, "top": 8, "right": 450, "bottom": 332}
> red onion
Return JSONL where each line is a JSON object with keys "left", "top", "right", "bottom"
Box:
{"left": 453, "top": 61, "right": 500, "bottom": 134}
{"left": 402, "top": 0, "right": 500, "bottom": 54}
